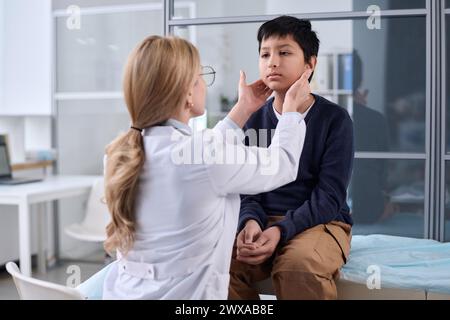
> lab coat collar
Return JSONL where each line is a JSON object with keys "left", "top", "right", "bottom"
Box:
{"left": 163, "top": 118, "right": 192, "bottom": 136}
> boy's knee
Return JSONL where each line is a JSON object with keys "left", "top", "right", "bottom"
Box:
{"left": 274, "top": 246, "right": 321, "bottom": 274}
{"left": 271, "top": 269, "right": 337, "bottom": 299}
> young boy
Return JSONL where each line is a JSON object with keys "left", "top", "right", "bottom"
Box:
{"left": 229, "top": 16, "right": 354, "bottom": 300}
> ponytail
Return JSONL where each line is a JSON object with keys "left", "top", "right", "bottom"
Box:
{"left": 104, "top": 129, "right": 145, "bottom": 255}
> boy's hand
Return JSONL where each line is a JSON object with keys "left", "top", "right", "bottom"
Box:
{"left": 236, "top": 219, "right": 262, "bottom": 256}
{"left": 283, "top": 68, "right": 313, "bottom": 113}
{"left": 237, "top": 226, "right": 281, "bottom": 265}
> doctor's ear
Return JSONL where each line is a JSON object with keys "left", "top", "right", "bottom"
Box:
{"left": 185, "top": 92, "right": 194, "bottom": 109}
{"left": 186, "top": 101, "right": 194, "bottom": 109}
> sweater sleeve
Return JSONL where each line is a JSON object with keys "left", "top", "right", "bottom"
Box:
{"left": 238, "top": 193, "right": 268, "bottom": 232}
{"left": 272, "top": 111, "right": 354, "bottom": 243}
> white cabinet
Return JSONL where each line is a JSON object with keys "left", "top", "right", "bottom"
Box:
{"left": 311, "top": 51, "right": 353, "bottom": 111}
{"left": 0, "top": 0, "right": 52, "bottom": 115}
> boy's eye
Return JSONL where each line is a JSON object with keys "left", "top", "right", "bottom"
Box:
{"left": 260, "top": 53, "right": 269, "bottom": 58}
{"left": 280, "top": 51, "right": 290, "bottom": 56}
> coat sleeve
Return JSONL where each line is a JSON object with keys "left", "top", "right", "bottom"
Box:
{"left": 204, "top": 112, "right": 307, "bottom": 196}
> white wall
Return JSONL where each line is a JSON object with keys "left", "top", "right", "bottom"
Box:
{"left": 52, "top": 0, "right": 158, "bottom": 10}
{"left": 266, "top": 0, "right": 352, "bottom": 14}
{"left": 0, "top": 0, "right": 4, "bottom": 109}
{"left": 24, "top": 117, "right": 52, "bottom": 151}
{"left": 1, "top": 0, "right": 52, "bottom": 115}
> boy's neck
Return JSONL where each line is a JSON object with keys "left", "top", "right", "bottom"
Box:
{"left": 273, "top": 91, "right": 286, "bottom": 115}
{"left": 273, "top": 91, "right": 314, "bottom": 114}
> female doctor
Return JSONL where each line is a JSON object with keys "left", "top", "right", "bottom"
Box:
{"left": 102, "top": 35, "right": 312, "bottom": 299}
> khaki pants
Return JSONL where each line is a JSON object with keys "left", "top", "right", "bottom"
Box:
{"left": 228, "top": 216, "right": 352, "bottom": 300}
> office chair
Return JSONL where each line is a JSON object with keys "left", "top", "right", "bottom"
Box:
{"left": 64, "top": 178, "right": 110, "bottom": 242}
{"left": 6, "top": 262, "right": 85, "bottom": 300}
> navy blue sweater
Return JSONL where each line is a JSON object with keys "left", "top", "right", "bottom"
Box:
{"left": 239, "top": 94, "right": 354, "bottom": 244}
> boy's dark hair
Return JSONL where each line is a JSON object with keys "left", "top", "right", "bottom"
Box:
{"left": 257, "top": 16, "right": 320, "bottom": 65}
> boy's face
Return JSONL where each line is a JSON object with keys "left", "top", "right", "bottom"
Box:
{"left": 259, "top": 34, "right": 314, "bottom": 93}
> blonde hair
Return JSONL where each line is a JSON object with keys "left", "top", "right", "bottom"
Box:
{"left": 104, "top": 35, "right": 200, "bottom": 255}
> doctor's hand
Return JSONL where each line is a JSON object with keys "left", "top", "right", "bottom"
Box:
{"left": 237, "top": 71, "right": 273, "bottom": 114}
{"left": 283, "top": 68, "right": 313, "bottom": 114}
{"left": 236, "top": 226, "right": 281, "bottom": 265}
{"left": 228, "top": 71, "right": 273, "bottom": 128}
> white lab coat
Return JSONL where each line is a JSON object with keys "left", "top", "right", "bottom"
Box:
{"left": 103, "top": 113, "right": 306, "bottom": 300}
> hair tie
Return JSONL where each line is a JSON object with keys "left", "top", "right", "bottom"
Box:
{"left": 130, "top": 126, "right": 143, "bottom": 132}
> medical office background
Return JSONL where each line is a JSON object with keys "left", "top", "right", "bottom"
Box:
{"left": 0, "top": 0, "right": 449, "bottom": 266}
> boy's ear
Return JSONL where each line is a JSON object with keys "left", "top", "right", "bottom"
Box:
{"left": 307, "top": 56, "right": 318, "bottom": 71}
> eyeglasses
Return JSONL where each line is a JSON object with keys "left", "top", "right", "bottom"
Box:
{"left": 200, "top": 65, "right": 216, "bottom": 87}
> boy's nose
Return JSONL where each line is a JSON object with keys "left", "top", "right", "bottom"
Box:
{"left": 268, "top": 56, "right": 279, "bottom": 68}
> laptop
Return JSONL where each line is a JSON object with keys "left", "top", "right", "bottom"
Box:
{"left": 0, "top": 142, "right": 43, "bottom": 185}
